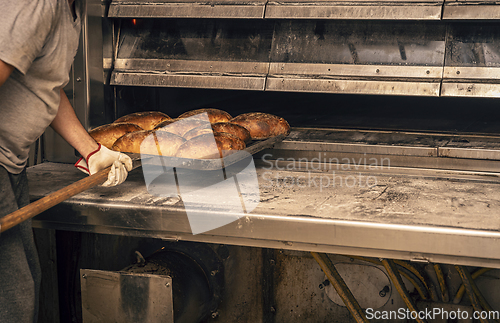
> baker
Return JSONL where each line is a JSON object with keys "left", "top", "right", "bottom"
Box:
{"left": 0, "top": 0, "right": 132, "bottom": 321}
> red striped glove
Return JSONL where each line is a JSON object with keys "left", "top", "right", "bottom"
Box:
{"left": 75, "top": 144, "right": 133, "bottom": 187}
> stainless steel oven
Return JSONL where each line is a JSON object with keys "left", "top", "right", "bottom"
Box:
{"left": 31, "top": 0, "right": 500, "bottom": 322}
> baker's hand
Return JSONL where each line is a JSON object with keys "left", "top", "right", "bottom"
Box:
{"left": 75, "top": 144, "right": 133, "bottom": 187}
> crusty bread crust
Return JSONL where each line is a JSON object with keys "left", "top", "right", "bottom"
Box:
{"left": 155, "top": 118, "right": 211, "bottom": 137}
{"left": 89, "top": 123, "right": 143, "bottom": 149}
{"left": 175, "top": 132, "right": 245, "bottom": 159}
{"left": 215, "top": 132, "right": 246, "bottom": 156}
{"left": 153, "top": 131, "right": 186, "bottom": 156}
{"left": 114, "top": 111, "right": 171, "bottom": 130}
{"left": 111, "top": 130, "right": 185, "bottom": 156}
{"left": 183, "top": 127, "right": 214, "bottom": 141}
{"left": 211, "top": 122, "right": 252, "bottom": 143}
{"left": 230, "top": 112, "right": 290, "bottom": 139}
{"left": 178, "top": 108, "right": 232, "bottom": 124}
{"left": 111, "top": 130, "right": 151, "bottom": 154}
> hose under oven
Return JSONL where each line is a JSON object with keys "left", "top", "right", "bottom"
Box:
{"left": 313, "top": 253, "right": 498, "bottom": 323}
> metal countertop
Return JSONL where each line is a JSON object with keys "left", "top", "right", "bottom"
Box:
{"left": 28, "top": 161, "right": 500, "bottom": 268}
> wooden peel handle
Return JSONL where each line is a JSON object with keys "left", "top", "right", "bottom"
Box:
{"left": 0, "top": 166, "right": 111, "bottom": 233}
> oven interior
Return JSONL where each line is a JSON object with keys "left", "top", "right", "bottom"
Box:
{"left": 114, "top": 87, "right": 500, "bottom": 136}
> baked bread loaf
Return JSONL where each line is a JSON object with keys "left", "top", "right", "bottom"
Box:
{"left": 152, "top": 131, "right": 186, "bottom": 157}
{"left": 175, "top": 132, "right": 245, "bottom": 159}
{"left": 152, "top": 119, "right": 176, "bottom": 131}
{"left": 114, "top": 111, "right": 171, "bottom": 130}
{"left": 111, "top": 130, "right": 185, "bottom": 156}
{"left": 211, "top": 122, "right": 252, "bottom": 143}
{"left": 183, "top": 127, "right": 213, "bottom": 141}
{"left": 230, "top": 112, "right": 290, "bottom": 139}
{"left": 183, "top": 122, "right": 252, "bottom": 143}
{"left": 178, "top": 108, "right": 232, "bottom": 123}
{"left": 89, "top": 123, "right": 143, "bottom": 149}
{"left": 111, "top": 130, "right": 150, "bottom": 154}
{"left": 215, "top": 132, "right": 246, "bottom": 156}
{"left": 155, "top": 118, "right": 211, "bottom": 137}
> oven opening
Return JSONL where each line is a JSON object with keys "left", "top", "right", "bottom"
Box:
{"left": 115, "top": 87, "right": 500, "bottom": 136}
{"left": 111, "top": 87, "right": 500, "bottom": 173}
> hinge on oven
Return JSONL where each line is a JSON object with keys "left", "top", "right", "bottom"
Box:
{"left": 409, "top": 253, "right": 431, "bottom": 263}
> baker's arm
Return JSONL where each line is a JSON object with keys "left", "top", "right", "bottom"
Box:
{"left": 50, "top": 89, "right": 132, "bottom": 186}
{"left": 0, "top": 59, "right": 14, "bottom": 88}
{"left": 1, "top": 66, "right": 99, "bottom": 157}
{"left": 50, "top": 89, "right": 99, "bottom": 158}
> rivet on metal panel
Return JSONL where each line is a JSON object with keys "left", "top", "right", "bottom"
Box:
{"left": 281, "top": 66, "right": 284, "bottom": 70}
{"left": 456, "top": 70, "right": 461, "bottom": 75}
{"left": 166, "top": 282, "right": 171, "bottom": 288}
{"left": 82, "top": 274, "right": 86, "bottom": 279}
{"left": 319, "top": 279, "right": 330, "bottom": 290}
{"left": 211, "top": 270, "right": 218, "bottom": 276}
{"left": 269, "top": 259, "right": 276, "bottom": 265}
{"left": 76, "top": 77, "right": 82, "bottom": 82}
{"left": 211, "top": 311, "right": 219, "bottom": 318}
{"left": 426, "top": 70, "right": 430, "bottom": 74}
{"left": 376, "top": 69, "right": 380, "bottom": 73}
{"left": 379, "top": 285, "right": 390, "bottom": 297}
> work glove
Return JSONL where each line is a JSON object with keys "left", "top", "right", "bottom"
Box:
{"left": 75, "top": 144, "right": 133, "bottom": 187}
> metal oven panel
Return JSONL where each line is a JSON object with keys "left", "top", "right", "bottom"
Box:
{"left": 268, "top": 20, "right": 445, "bottom": 96}
{"left": 443, "top": 0, "right": 500, "bottom": 20}
{"left": 30, "top": 162, "right": 500, "bottom": 269}
{"left": 111, "top": 19, "right": 274, "bottom": 90}
{"left": 270, "top": 21, "right": 446, "bottom": 66}
{"left": 108, "top": 0, "right": 443, "bottom": 20}
{"left": 265, "top": 0, "right": 444, "bottom": 20}
{"left": 108, "top": 0, "right": 267, "bottom": 18}
{"left": 442, "top": 23, "right": 500, "bottom": 98}
{"left": 80, "top": 269, "right": 173, "bottom": 323}
{"left": 107, "top": 18, "right": 500, "bottom": 98}
{"left": 108, "top": 0, "right": 500, "bottom": 20}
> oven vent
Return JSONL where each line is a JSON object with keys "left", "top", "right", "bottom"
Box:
{"left": 442, "top": 0, "right": 500, "bottom": 20}
{"left": 107, "top": 0, "right": 500, "bottom": 20}
{"left": 108, "top": 0, "right": 267, "bottom": 19}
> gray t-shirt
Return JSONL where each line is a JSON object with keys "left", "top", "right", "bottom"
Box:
{"left": 0, "top": 0, "right": 81, "bottom": 174}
